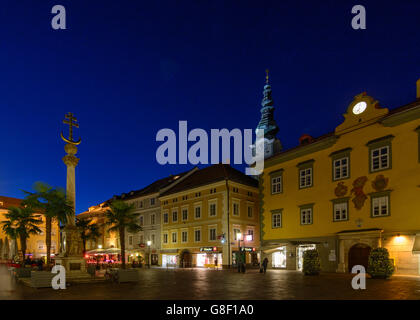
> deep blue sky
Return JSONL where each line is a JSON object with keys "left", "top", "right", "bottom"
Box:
{"left": 0, "top": 1, "right": 419, "bottom": 213}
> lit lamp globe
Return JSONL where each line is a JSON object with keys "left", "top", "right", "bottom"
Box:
{"left": 237, "top": 233, "right": 242, "bottom": 241}
{"left": 147, "top": 241, "right": 152, "bottom": 247}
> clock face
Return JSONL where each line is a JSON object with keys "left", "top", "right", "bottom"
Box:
{"left": 352, "top": 101, "right": 367, "bottom": 115}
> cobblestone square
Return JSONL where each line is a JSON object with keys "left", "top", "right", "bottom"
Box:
{"left": 1, "top": 266, "right": 420, "bottom": 300}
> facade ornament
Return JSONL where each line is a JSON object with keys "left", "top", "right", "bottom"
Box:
{"left": 334, "top": 182, "right": 348, "bottom": 197}
{"left": 351, "top": 176, "right": 368, "bottom": 210}
{"left": 372, "top": 174, "right": 389, "bottom": 192}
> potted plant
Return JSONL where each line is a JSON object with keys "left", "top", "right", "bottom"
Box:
{"left": 302, "top": 249, "right": 321, "bottom": 275}
{"left": 367, "top": 247, "right": 394, "bottom": 279}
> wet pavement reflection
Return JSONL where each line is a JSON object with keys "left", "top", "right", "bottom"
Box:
{"left": 1, "top": 265, "right": 420, "bottom": 300}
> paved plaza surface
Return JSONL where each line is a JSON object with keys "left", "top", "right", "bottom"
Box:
{"left": 1, "top": 265, "right": 420, "bottom": 300}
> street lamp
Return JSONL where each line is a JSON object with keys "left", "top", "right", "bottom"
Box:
{"left": 147, "top": 240, "right": 152, "bottom": 269}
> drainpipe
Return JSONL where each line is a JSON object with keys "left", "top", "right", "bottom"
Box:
{"left": 223, "top": 165, "right": 231, "bottom": 268}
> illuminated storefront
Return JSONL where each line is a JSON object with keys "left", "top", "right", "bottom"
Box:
{"left": 272, "top": 247, "right": 286, "bottom": 268}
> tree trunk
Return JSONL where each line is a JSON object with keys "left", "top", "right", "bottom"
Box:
{"left": 120, "top": 227, "right": 126, "bottom": 269}
{"left": 20, "top": 236, "right": 27, "bottom": 267}
{"left": 45, "top": 216, "right": 52, "bottom": 267}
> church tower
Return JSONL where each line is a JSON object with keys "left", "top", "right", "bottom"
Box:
{"left": 255, "top": 70, "right": 282, "bottom": 159}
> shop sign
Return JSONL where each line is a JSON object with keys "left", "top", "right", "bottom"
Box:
{"left": 200, "top": 247, "right": 218, "bottom": 252}
{"left": 240, "top": 247, "right": 255, "bottom": 252}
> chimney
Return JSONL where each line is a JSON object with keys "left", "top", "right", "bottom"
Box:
{"left": 417, "top": 78, "right": 420, "bottom": 99}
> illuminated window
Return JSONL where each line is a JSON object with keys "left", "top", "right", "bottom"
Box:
{"left": 233, "top": 228, "right": 241, "bottom": 240}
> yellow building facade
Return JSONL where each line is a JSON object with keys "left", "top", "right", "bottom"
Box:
{"left": 159, "top": 164, "right": 260, "bottom": 268}
{"left": 0, "top": 196, "right": 60, "bottom": 261}
{"left": 261, "top": 80, "right": 420, "bottom": 275}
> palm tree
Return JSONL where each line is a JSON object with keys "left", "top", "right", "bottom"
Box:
{"left": 105, "top": 200, "right": 141, "bottom": 268}
{"left": 22, "top": 182, "right": 74, "bottom": 266}
{"left": 76, "top": 218, "right": 101, "bottom": 254}
{"left": 1, "top": 206, "right": 43, "bottom": 266}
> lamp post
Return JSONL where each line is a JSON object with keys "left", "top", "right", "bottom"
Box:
{"left": 147, "top": 240, "right": 151, "bottom": 269}
{"left": 236, "top": 233, "right": 242, "bottom": 273}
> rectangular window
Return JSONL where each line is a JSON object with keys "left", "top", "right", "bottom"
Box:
{"left": 151, "top": 234, "right": 155, "bottom": 245}
{"left": 140, "top": 234, "right": 144, "bottom": 244}
{"left": 233, "top": 202, "right": 240, "bottom": 216}
{"left": 181, "top": 230, "right": 188, "bottom": 243}
{"left": 372, "top": 195, "right": 390, "bottom": 217}
{"left": 333, "top": 157, "right": 349, "bottom": 180}
{"left": 195, "top": 206, "right": 201, "bottom": 219}
{"left": 163, "top": 233, "right": 168, "bottom": 244}
{"left": 139, "top": 200, "right": 143, "bottom": 208}
{"left": 271, "top": 176, "right": 282, "bottom": 194}
{"left": 194, "top": 229, "right": 201, "bottom": 242}
{"left": 172, "top": 232, "right": 177, "bottom": 243}
{"left": 150, "top": 198, "right": 156, "bottom": 206}
{"left": 371, "top": 146, "right": 390, "bottom": 171}
{"left": 300, "top": 208, "right": 313, "bottom": 225}
{"left": 299, "top": 168, "right": 312, "bottom": 188}
{"left": 333, "top": 202, "right": 348, "bottom": 221}
{"left": 139, "top": 215, "right": 144, "bottom": 226}
{"left": 209, "top": 203, "right": 217, "bottom": 217}
{"left": 209, "top": 228, "right": 216, "bottom": 241}
{"left": 163, "top": 212, "right": 169, "bottom": 224}
{"left": 247, "top": 229, "right": 254, "bottom": 241}
{"left": 172, "top": 210, "right": 178, "bottom": 222}
{"left": 128, "top": 235, "right": 133, "bottom": 245}
{"left": 247, "top": 206, "right": 253, "bottom": 218}
{"left": 233, "top": 228, "right": 241, "bottom": 240}
{"left": 272, "top": 213, "right": 282, "bottom": 228}
{"left": 150, "top": 214, "right": 155, "bottom": 225}
{"left": 182, "top": 208, "right": 188, "bottom": 221}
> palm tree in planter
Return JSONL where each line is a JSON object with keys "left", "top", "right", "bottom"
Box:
{"left": 76, "top": 218, "right": 101, "bottom": 255}
{"left": 22, "top": 182, "right": 74, "bottom": 266}
{"left": 105, "top": 200, "right": 142, "bottom": 269}
{"left": 1, "top": 206, "right": 43, "bottom": 266}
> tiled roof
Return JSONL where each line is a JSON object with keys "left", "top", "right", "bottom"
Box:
{"left": 0, "top": 196, "right": 22, "bottom": 210}
{"left": 160, "top": 164, "right": 258, "bottom": 196}
{"left": 114, "top": 168, "right": 195, "bottom": 201}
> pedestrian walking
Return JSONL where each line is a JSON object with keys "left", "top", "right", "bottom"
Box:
{"left": 262, "top": 257, "right": 269, "bottom": 274}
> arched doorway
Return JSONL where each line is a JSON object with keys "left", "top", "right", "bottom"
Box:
{"left": 348, "top": 243, "right": 371, "bottom": 272}
{"left": 180, "top": 250, "right": 192, "bottom": 268}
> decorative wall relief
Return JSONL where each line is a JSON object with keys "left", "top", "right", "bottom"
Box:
{"left": 351, "top": 176, "right": 368, "bottom": 210}
{"left": 372, "top": 174, "right": 389, "bottom": 192}
{"left": 334, "top": 182, "right": 348, "bottom": 197}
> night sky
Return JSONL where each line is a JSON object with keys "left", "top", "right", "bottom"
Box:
{"left": 1, "top": 1, "right": 419, "bottom": 214}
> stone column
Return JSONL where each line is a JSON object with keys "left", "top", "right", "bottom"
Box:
{"left": 62, "top": 143, "right": 79, "bottom": 225}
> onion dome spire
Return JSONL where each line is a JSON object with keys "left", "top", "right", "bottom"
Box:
{"left": 256, "top": 69, "right": 280, "bottom": 141}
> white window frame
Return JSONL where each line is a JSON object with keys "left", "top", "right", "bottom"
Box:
{"left": 194, "top": 228, "right": 201, "bottom": 243}
{"left": 232, "top": 200, "right": 240, "bottom": 217}
{"left": 163, "top": 233, "right": 168, "bottom": 244}
{"left": 333, "top": 156, "right": 349, "bottom": 180}
{"left": 163, "top": 211, "right": 169, "bottom": 224}
{"left": 299, "top": 168, "right": 313, "bottom": 188}
{"left": 208, "top": 226, "right": 217, "bottom": 242}
{"left": 371, "top": 146, "right": 390, "bottom": 172}
{"left": 172, "top": 209, "right": 178, "bottom": 223}
{"left": 171, "top": 231, "right": 177, "bottom": 244}
{"left": 233, "top": 228, "right": 241, "bottom": 240}
{"left": 272, "top": 213, "right": 282, "bottom": 228}
{"left": 372, "top": 195, "right": 390, "bottom": 217}
{"left": 333, "top": 202, "right": 348, "bottom": 221}
{"left": 271, "top": 176, "right": 282, "bottom": 194}
{"left": 150, "top": 213, "right": 156, "bottom": 225}
{"left": 194, "top": 204, "right": 202, "bottom": 219}
{"left": 208, "top": 200, "right": 217, "bottom": 217}
{"left": 181, "top": 229, "right": 188, "bottom": 243}
{"left": 181, "top": 207, "right": 188, "bottom": 221}
{"left": 300, "top": 208, "right": 313, "bottom": 225}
